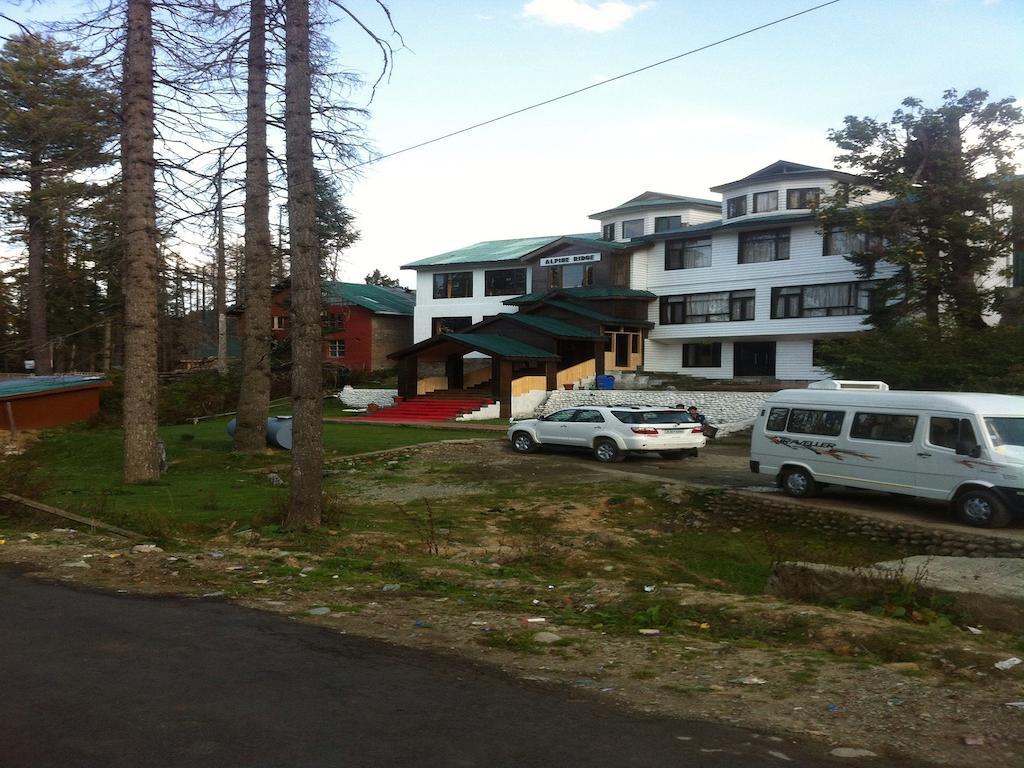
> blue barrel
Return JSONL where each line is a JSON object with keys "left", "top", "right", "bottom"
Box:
{"left": 227, "top": 416, "right": 293, "bottom": 450}
{"left": 595, "top": 374, "right": 615, "bottom": 390}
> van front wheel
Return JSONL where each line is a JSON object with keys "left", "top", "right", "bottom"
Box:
{"left": 955, "top": 489, "right": 1011, "bottom": 528}
{"left": 781, "top": 467, "right": 819, "bottom": 499}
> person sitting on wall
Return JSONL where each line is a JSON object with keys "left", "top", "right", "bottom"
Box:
{"left": 686, "top": 405, "right": 707, "bottom": 426}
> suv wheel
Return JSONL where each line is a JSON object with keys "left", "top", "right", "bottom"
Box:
{"left": 593, "top": 438, "right": 624, "bottom": 463}
{"left": 956, "top": 488, "right": 1011, "bottom": 528}
{"left": 781, "top": 467, "right": 818, "bottom": 498}
{"left": 511, "top": 431, "right": 537, "bottom": 454}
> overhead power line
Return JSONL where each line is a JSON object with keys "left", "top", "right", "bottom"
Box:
{"left": 348, "top": 0, "right": 843, "bottom": 171}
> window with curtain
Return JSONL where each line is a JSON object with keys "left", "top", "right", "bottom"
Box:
{"left": 665, "top": 237, "right": 711, "bottom": 270}
{"left": 682, "top": 343, "right": 722, "bottom": 367}
{"left": 432, "top": 271, "right": 473, "bottom": 299}
{"left": 787, "top": 187, "right": 821, "bottom": 209}
{"left": 622, "top": 218, "right": 644, "bottom": 238}
{"left": 560, "top": 263, "right": 594, "bottom": 288}
{"left": 655, "top": 215, "right": 682, "bottom": 232}
{"left": 823, "top": 226, "right": 884, "bottom": 256}
{"left": 432, "top": 316, "right": 473, "bottom": 334}
{"left": 771, "top": 281, "right": 881, "bottom": 318}
{"left": 484, "top": 268, "right": 526, "bottom": 296}
{"left": 730, "top": 290, "right": 755, "bottom": 320}
{"left": 739, "top": 229, "right": 790, "bottom": 263}
{"left": 753, "top": 191, "right": 778, "bottom": 213}
{"left": 726, "top": 195, "right": 746, "bottom": 218}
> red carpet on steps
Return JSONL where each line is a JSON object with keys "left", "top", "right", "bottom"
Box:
{"left": 357, "top": 397, "right": 493, "bottom": 422}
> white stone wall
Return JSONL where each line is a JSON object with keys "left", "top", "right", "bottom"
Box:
{"left": 536, "top": 390, "right": 772, "bottom": 434}
{"left": 336, "top": 387, "right": 398, "bottom": 409}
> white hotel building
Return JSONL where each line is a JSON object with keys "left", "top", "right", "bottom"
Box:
{"left": 399, "top": 161, "right": 907, "bottom": 383}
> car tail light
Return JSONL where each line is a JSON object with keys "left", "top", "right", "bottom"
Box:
{"left": 691, "top": 427, "right": 702, "bottom": 434}
{"left": 630, "top": 427, "right": 659, "bottom": 435}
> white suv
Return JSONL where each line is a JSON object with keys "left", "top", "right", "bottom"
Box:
{"left": 507, "top": 406, "right": 706, "bottom": 463}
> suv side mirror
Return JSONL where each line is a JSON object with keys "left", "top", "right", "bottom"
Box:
{"left": 955, "top": 442, "right": 982, "bottom": 459}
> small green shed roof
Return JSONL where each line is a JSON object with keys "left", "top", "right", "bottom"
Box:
{"left": 324, "top": 282, "right": 416, "bottom": 315}
{"left": 444, "top": 333, "right": 559, "bottom": 359}
{"left": 501, "top": 313, "right": 604, "bottom": 340}
{"left": 504, "top": 287, "right": 657, "bottom": 305}
{"left": 0, "top": 375, "right": 107, "bottom": 399}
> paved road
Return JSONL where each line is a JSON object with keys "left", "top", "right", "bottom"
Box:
{"left": 0, "top": 571, "right": 908, "bottom": 768}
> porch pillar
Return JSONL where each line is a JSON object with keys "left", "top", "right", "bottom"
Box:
{"left": 499, "top": 359, "right": 514, "bottom": 419}
{"left": 397, "top": 356, "right": 418, "bottom": 400}
{"left": 490, "top": 357, "right": 501, "bottom": 402}
{"left": 593, "top": 341, "right": 606, "bottom": 375}
{"left": 544, "top": 360, "right": 557, "bottom": 391}
{"left": 445, "top": 353, "right": 464, "bottom": 390}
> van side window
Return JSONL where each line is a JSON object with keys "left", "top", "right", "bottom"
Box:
{"left": 850, "top": 412, "right": 917, "bottom": 443}
{"left": 787, "top": 408, "right": 844, "bottom": 437}
{"left": 928, "top": 417, "right": 977, "bottom": 450}
{"left": 766, "top": 407, "right": 789, "bottom": 431}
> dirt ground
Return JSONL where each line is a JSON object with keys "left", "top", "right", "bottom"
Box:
{"left": 2, "top": 438, "right": 1023, "bottom": 766}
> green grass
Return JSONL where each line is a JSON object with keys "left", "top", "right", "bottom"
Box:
{"left": 2, "top": 418, "right": 500, "bottom": 533}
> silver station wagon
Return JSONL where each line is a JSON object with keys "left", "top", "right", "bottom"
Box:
{"left": 507, "top": 406, "right": 706, "bottom": 463}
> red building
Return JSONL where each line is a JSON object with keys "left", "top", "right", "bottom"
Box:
{"left": 0, "top": 376, "right": 110, "bottom": 432}
{"left": 242, "top": 282, "right": 415, "bottom": 371}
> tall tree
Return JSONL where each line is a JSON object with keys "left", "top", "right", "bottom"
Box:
{"left": 214, "top": 148, "right": 228, "bottom": 374}
{"left": 0, "top": 34, "right": 117, "bottom": 374}
{"left": 121, "top": 0, "right": 162, "bottom": 482}
{"left": 315, "top": 171, "right": 358, "bottom": 282}
{"left": 284, "top": 0, "right": 323, "bottom": 526}
{"left": 234, "top": 0, "right": 275, "bottom": 453}
{"left": 364, "top": 268, "right": 400, "bottom": 288}
{"left": 819, "top": 88, "right": 1023, "bottom": 329}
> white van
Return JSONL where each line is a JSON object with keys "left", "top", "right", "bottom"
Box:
{"left": 750, "top": 381, "right": 1024, "bottom": 528}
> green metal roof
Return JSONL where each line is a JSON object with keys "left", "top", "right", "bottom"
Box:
{"left": 444, "top": 333, "right": 559, "bottom": 359}
{"left": 589, "top": 191, "right": 720, "bottom": 219}
{"left": 504, "top": 287, "right": 657, "bottom": 305}
{"left": 401, "top": 233, "right": 603, "bottom": 269}
{"left": 0, "top": 375, "right": 108, "bottom": 399}
{"left": 501, "top": 313, "right": 604, "bottom": 340}
{"left": 324, "top": 282, "right": 415, "bottom": 315}
{"left": 710, "top": 160, "right": 860, "bottom": 192}
{"left": 402, "top": 236, "right": 562, "bottom": 269}
{"left": 541, "top": 299, "right": 653, "bottom": 327}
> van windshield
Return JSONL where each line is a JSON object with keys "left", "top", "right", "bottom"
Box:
{"left": 985, "top": 417, "right": 1024, "bottom": 461}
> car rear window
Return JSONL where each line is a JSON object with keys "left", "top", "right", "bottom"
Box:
{"left": 612, "top": 410, "right": 693, "bottom": 425}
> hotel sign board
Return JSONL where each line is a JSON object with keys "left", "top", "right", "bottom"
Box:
{"left": 539, "top": 252, "right": 601, "bottom": 267}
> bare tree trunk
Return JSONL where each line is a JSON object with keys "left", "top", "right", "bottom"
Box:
{"left": 27, "top": 154, "right": 51, "bottom": 375}
{"left": 284, "top": 0, "right": 322, "bottom": 527}
{"left": 215, "top": 149, "right": 228, "bottom": 374}
{"left": 121, "top": 0, "right": 161, "bottom": 483}
{"left": 234, "top": 0, "right": 273, "bottom": 453}
{"left": 101, "top": 317, "right": 112, "bottom": 372}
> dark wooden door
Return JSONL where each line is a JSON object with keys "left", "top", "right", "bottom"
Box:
{"left": 733, "top": 341, "right": 776, "bottom": 377}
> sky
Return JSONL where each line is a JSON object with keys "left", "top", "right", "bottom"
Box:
{"left": 1, "top": 0, "right": 1022, "bottom": 289}
{"left": 325, "top": 0, "right": 1024, "bottom": 287}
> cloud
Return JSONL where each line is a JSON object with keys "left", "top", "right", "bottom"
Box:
{"left": 522, "top": 0, "right": 652, "bottom": 33}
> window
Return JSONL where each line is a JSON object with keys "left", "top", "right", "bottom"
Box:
{"left": 823, "top": 226, "right": 884, "bottom": 256}
{"left": 766, "top": 407, "right": 789, "bottom": 432}
{"left": 850, "top": 412, "right": 918, "bottom": 443}
{"left": 928, "top": 417, "right": 978, "bottom": 451}
{"left": 660, "top": 290, "right": 755, "bottom": 324}
{"left": 432, "top": 271, "right": 473, "bottom": 299}
{"left": 786, "top": 408, "right": 845, "bottom": 436}
{"left": 328, "top": 340, "right": 345, "bottom": 358}
{"left": 622, "top": 218, "right": 644, "bottom": 238}
{"left": 484, "top": 268, "right": 526, "bottom": 296}
{"left": 602, "top": 222, "right": 616, "bottom": 241}
{"left": 681, "top": 342, "right": 722, "bottom": 368}
{"left": 324, "top": 312, "right": 344, "bottom": 330}
{"left": 571, "top": 409, "right": 605, "bottom": 423}
{"left": 544, "top": 409, "right": 577, "bottom": 422}
{"left": 551, "top": 263, "right": 594, "bottom": 288}
{"left": 726, "top": 195, "right": 747, "bottom": 218}
{"left": 432, "top": 316, "right": 473, "bottom": 335}
{"left": 272, "top": 315, "right": 287, "bottom": 331}
{"left": 787, "top": 187, "right": 821, "bottom": 209}
{"left": 739, "top": 229, "right": 790, "bottom": 263}
{"left": 753, "top": 191, "right": 778, "bottom": 213}
{"left": 771, "top": 281, "right": 880, "bottom": 319}
{"left": 654, "top": 215, "right": 682, "bottom": 233}
{"left": 665, "top": 237, "right": 711, "bottom": 270}
{"left": 613, "top": 410, "right": 693, "bottom": 425}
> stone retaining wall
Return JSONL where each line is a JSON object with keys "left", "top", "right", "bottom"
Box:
{"left": 679, "top": 488, "right": 1024, "bottom": 559}
{"left": 336, "top": 387, "right": 398, "bottom": 409}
